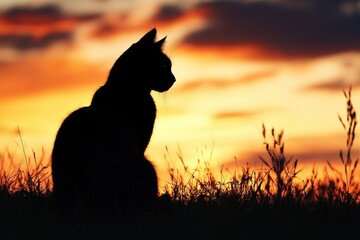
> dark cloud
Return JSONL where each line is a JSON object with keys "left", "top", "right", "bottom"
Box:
{"left": 89, "top": 5, "right": 187, "bottom": 40}
{"left": 0, "top": 4, "right": 101, "bottom": 50}
{"left": 89, "top": 13, "right": 130, "bottom": 39}
{"left": 153, "top": 5, "right": 185, "bottom": 22}
{"left": 0, "top": 32, "right": 72, "bottom": 50}
{"left": 3, "top": 5, "right": 66, "bottom": 24}
{"left": 306, "top": 79, "right": 360, "bottom": 92}
{"left": 1, "top": 4, "right": 99, "bottom": 24}
{"left": 90, "top": 21, "right": 121, "bottom": 39}
{"left": 181, "top": 1, "right": 360, "bottom": 58}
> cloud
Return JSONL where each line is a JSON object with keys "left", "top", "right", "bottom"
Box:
{"left": 0, "top": 4, "right": 101, "bottom": 50}
{"left": 0, "top": 58, "right": 105, "bottom": 100}
{"left": 0, "top": 32, "right": 72, "bottom": 50}
{"left": 88, "top": 5, "right": 185, "bottom": 40}
{"left": 90, "top": 21, "right": 122, "bottom": 39}
{"left": 306, "top": 79, "right": 360, "bottom": 92}
{"left": 152, "top": 5, "right": 185, "bottom": 22}
{"left": 225, "top": 148, "right": 341, "bottom": 170}
{"left": 213, "top": 110, "right": 258, "bottom": 120}
{"left": 178, "top": 79, "right": 228, "bottom": 92}
{"left": 305, "top": 56, "right": 360, "bottom": 91}
{"left": 88, "top": 13, "right": 130, "bottom": 39}
{"left": 292, "top": 150, "right": 340, "bottom": 163}
{"left": 178, "top": 70, "right": 276, "bottom": 92}
{"left": 180, "top": 1, "right": 360, "bottom": 58}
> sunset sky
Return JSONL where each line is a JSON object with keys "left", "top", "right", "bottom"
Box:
{"left": 1, "top": 0, "right": 360, "bottom": 187}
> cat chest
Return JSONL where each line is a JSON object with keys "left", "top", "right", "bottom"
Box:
{"left": 95, "top": 105, "right": 155, "bottom": 137}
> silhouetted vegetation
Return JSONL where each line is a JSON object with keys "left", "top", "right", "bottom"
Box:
{"left": 1, "top": 87, "right": 360, "bottom": 239}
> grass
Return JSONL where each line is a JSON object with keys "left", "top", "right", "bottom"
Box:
{"left": 1, "top": 86, "right": 360, "bottom": 239}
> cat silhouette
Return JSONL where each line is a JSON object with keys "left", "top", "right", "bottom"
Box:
{"left": 51, "top": 28, "right": 175, "bottom": 216}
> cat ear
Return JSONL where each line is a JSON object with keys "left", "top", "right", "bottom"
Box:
{"left": 139, "top": 28, "right": 157, "bottom": 44}
{"left": 155, "top": 36, "right": 166, "bottom": 49}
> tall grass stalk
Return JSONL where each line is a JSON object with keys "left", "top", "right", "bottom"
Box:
{"left": 0, "top": 146, "right": 51, "bottom": 197}
{"left": 328, "top": 86, "right": 359, "bottom": 202}
{"left": 258, "top": 124, "right": 300, "bottom": 200}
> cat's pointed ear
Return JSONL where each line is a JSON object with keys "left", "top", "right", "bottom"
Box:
{"left": 139, "top": 28, "right": 157, "bottom": 44}
{"left": 155, "top": 36, "right": 166, "bottom": 49}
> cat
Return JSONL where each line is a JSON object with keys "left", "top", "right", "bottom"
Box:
{"left": 51, "top": 28, "right": 175, "bottom": 216}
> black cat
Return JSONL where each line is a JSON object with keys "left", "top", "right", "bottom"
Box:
{"left": 51, "top": 28, "right": 175, "bottom": 216}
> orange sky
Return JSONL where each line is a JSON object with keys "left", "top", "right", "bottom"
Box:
{"left": 1, "top": 0, "right": 360, "bottom": 188}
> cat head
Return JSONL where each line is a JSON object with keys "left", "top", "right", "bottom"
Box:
{"left": 107, "top": 28, "right": 176, "bottom": 93}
